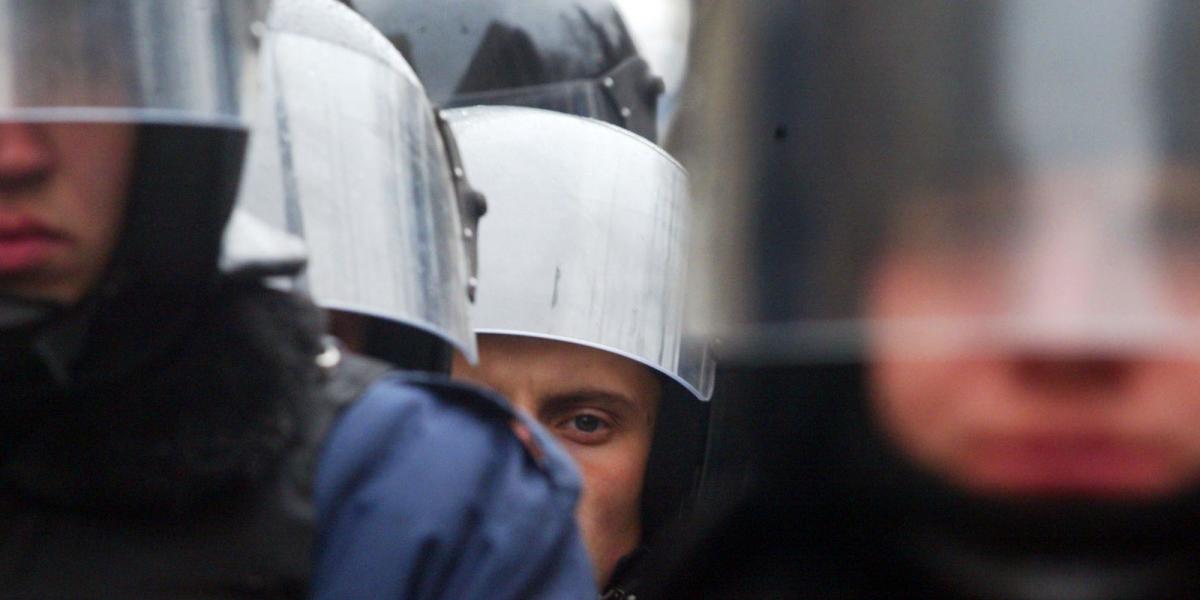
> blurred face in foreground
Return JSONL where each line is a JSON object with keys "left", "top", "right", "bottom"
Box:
{"left": 453, "top": 335, "right": 661, "bottom": 585}
{"left": 866, "top": 166, "right": 1200, "bottom": 500}
{"left": 0, "top": 122, "right": 135, "bottom": 305}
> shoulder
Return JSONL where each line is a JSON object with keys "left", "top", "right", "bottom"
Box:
{"left": 312, "top": 372, "right": 594, "bottom": 598}
{"left": 316, "top": 371, "right": 580, "bottom": 505}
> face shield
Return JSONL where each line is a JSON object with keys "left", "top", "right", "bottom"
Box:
{"left": 687, "top": 0, "right": 1200, "bottom": 363}
{"left": 0, "top": 0, "right": 264, "bottom": 128}
{"left": 0, "top": 0, "right": 265, "bottom": 337}
{"left": 234, "top": 0, "right": 479, "bottom": 362}
{"left": 445, "top": 106, "right": 714, "bottom": 401}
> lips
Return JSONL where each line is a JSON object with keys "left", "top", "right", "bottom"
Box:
{"left": 0, "top": 215, "right": 67, "bottom": 273}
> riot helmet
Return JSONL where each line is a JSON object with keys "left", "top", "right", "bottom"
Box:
{"left": 686, "top": 0, "right": 1200, "bottom": 362}
{"left": 443, "top": 106, "right": 714, "bottom": 578}
{"left": 0, "top": 0, "right": 266, "bottom": 388}
{"left": 670, "top": 1, "right": 1200, "bottom": 598}
{"left": 235, "top": 0, "right": 484, "bottom": 371}
{"left": 350, "top": 0, "right": 665, "bottom": 141}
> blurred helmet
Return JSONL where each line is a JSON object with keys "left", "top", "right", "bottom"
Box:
{"left": 681, "top": 0, "right": 1200, "bottom": 365}
{"left": 351, "top": 0, "right": 665, "bottom": 141}
{"left": 669, "top": 1, "right": 1200, "bottom": 597}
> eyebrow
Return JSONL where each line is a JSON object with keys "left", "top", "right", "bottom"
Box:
{"left": 537, "top": 390, "right": 646, "bottom": 419}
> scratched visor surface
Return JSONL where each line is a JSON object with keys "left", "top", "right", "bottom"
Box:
{"left": 446, "top": 106, "right": 713, "bottom": 400}
{"left": 236, "top": 0, "right": 476, "bottom": 361}
{"left": 0, "top": 0, "right": 264, "bottom": 128}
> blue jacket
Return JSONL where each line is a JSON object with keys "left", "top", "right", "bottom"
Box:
{"left": 312, "top": 373, "right": 596, "bottom": 599}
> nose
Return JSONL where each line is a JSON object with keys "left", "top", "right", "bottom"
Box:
{"left": 0, "top": 123, "right": 55, "bottom": 195}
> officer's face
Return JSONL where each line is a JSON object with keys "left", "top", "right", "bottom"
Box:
{"left": 452, "top": 335, "right": 661, "bottom": 585}
{"left": 866, "top": 167, "right": 1200, "bottom": 500}
{"left": 0, "top": 123, "right": 134, "bottom": 304}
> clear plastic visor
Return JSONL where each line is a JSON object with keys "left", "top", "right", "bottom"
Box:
{"left": 725, "top": 165, "right": 1200, "bottom": 361}
{"left": 447, "top": 107, "right": 713, "bottom": 399}
{"left": 0, "top": 0, "right": 265, "bottom": 128}
{"left": 236, "top": 13, "right": 477, "bottom": 362}
{"left": 701, "top": 0, "right": 1200, "bottom": 361}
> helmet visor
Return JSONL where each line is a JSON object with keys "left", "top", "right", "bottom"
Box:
{"left": 236, "top": 0, "right": 477, "bottom": 362}
{"left": 0, "top": 0, "right": 265, "bottom": 128}
{"left": 448, "top": 106, "right": 714, "bottom": 400}
{"left": 690, "top": 0, "right": 1200, "bottom": 361}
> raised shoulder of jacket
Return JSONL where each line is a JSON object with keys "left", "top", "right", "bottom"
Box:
{"left": 311, "top": 371, "right": 594, "bottom": 600}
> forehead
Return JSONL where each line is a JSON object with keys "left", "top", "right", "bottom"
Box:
{"left": 471, "top": 334, "right": 662, "bottom": 403}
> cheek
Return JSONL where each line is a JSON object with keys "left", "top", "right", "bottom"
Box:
{"left": 564, "top": 435, "right": 651, "bottom": 578}
{"left": 568, "top": 438, "right": 650, "bottom": 518}
{"left": 1138, "top": 364, "right": 1200, "bottom": 461}
{"left": 54, "top": 124, "right": 134, "bottom": 252}
{"left": 867, "top": 257, "right": 1005, "bottom": 468}
{"left": 870, "top": 356, "right": 978, "bottom": 467}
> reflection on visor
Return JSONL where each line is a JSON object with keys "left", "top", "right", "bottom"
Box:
{"left": 446, "top": 78, "right": 620, "bottom": 122}
{"left": 447, "top": 106, "right": 713, "bottom": 400}
{"left": 235, "top": 0, "right": 477, "bottom": 362}
{"left": 443, "top": 57, "right": 660, "bottom": 140}
{"left": 0, "top": 0, "right": 265, "bottom": 128}
{"left": 687, "top": 0, "right": 1200, "bottom": 360}
{"left": 719, "top": 164, "right": 1200, "bottom": 362}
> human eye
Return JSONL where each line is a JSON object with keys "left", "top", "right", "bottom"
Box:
{"left": 553, "top": 411, "right": 615, "bottom": 445}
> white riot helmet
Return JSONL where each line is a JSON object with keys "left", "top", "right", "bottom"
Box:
{"left": 233, "top": 0, "right": 484, "bottom": 369}
{"left": 444, "top": 106, "right": 714, "bottom": 533}
{"left": 445, "top": 106, "right": 713, "bottom": 401}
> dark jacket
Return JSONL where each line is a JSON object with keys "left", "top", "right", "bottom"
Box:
{"left": 639, "top": 363, "right": 1200, "bottom": 600}
{"left": 0, "top": 276, "right": 595, "bottom": 599}
{"left": 0, "top": 281, "right": 330, "bottom": 598}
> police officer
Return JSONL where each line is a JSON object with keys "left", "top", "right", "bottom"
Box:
{"left": 443, "top": 106, "right": 714, "bottom": 598}
{"left": 0, "top": 1, "right": 593, "bottom": 598}
{"left": 648, "top": 1, "right": 1200, "bottom": 599}
{"left": 346, "top": 2, "right": 711, "bottom": 596}
{"left": 349, "top": 0, "right": 666, "bottom": 142}
{"left": 0, "top": 2, "right": 328, "bottom": 596}
{"left": 234, "top": 1, "right": 596, "bottom": 598}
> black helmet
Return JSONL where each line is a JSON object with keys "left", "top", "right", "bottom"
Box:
{"left": 350, "top": 0, "right": 665, "bottom": 141}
